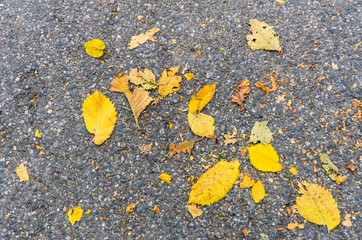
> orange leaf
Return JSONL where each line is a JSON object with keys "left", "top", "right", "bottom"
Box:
{"left": 255, "top": 70, "right": 278, "bottom": 95}
{"left": 158, "top": 67, "right": 182, "bottom": 97}
{"left": 169, "top": 141, "right": 195, "bottom": 157}
{"left": 126, "top": 203, "right": 136, "bottom": 214}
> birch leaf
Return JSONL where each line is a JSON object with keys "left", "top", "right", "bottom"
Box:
{"left": 250, "top": 121, "right": 273, "bottom": 144}
{"left": 188, "top": 84, "right": 216, "bottom": 114}
{"left": 158, "top": 67, "right": 182, "bottom": 97}
{"left": 84, "top": 39, "right": 105, "bottom": 58}
{"left": 82, "top": 90, "right": 117, "bottom": 145}
{"left": 246, "top": 19, "right": 281, "bottom": 51}
{"left": 296, "top": 183, "right": 341, "bottom": 231}
{"left": 188, "top": 111, "right": 215, "bottom": 139}
{"left": 15, "top": 163, "right": 29, "bottom": 182}
{"left": 247, "top": 143, "right": 282, "bottom": 172}
{"left": 188, "top": 160, "right": 240, "bottom": 206}
{"left": 251, "top": 180, "right": 268, "bottom": 203}
{"left": 187, "top": 204, "right": 203, "bottom": 218}
{"left": 68, "top": 206, "right": 83, "bottom": 225}
{"left": 128, "top": 28, "right": 160, "bottom": 49}
{"left": 129, "top": 68, "right": 158, "bottom": 89}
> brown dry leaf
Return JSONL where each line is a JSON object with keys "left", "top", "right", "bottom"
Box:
{"left": 169, "top": 141, "right": 195, "bottom": 157}
{"left": 188, "top": 84, "right": 216, "bottom": 114}
{"left": 15, "top": 163, "right": 29, "bottom": 182}
{"left": 286, "top": 221, "right": 305, "bottom": 230}
{"left": 231, "top": 79, "right": 250, "bottom": 111}
{"left": 246, "top": 19, "right": 281, "bottom": 51}
{"left": 187, "top": 204, "right": 203, "bottom": 219}
{"left": 128, "top": 28, "right": 160, "bottom": 49}
{"left": 255, "top": 70, "right": 279, "bottom": 95}
{"left": 110, "top": 74, "right": 153, "bottom": 130}
{"left": 239, "top": 173, "right": 255, "bottom": 189}
{"left": 158, "top": 67, "right": 182, "bottom": 97}
{"left": 129, "top": 68, "right": 158, "bottom": 89}
{"left": 126, "top": 203, "right": 136, "bottom": 214}
{"left": 140, "top": 143, "right": 153, "bottom": 154}
{"left": 223, "top": 126, "right": 238, "bottom": 145}
{"left": 341, "top": 214, "right": 352, "bottom": 227}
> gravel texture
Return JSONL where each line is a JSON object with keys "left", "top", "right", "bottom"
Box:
{"left": 0, "top": 0, "right": 361, "bottom": 239}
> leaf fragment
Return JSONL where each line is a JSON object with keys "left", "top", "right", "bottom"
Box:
{"left": 184, "top": 73, "right": 195, "bottom": 81}
{"left": 246, "top": 19, "right": 281, "bottom": 51}
{"left": 129, "top": 68, "right": 158, "bottom": 89}
{"left": 140, "top": 143, "right": 153, "bottom": 154}
{"left": 126, "top": 203, "right": 136, "bottom": 214}
{"left": 286, "top": 221, "right": 304, "bottom": 230}
{"left": 275, "top": 0, "right": 285, "bottom": 4}
{"left": 84, "top": 39, "right": 105, "bottom": 58}
{"left": 319, "top": 153, "right": 347, "bottom": 184}
{"left": 82, "top": 90, "right": 117, "bottom": 145}
{"left": 68, "top": 206, "right": 83, "bottom": 225}
{"left": 341, "top": 214, "right": 352, "bottom": 227}
{"left": 15, "top": 163, "right": 29, "bottom": 182}
{"left": 290, "top": 167, "right": 298, "bottom": 175}
{"left": 250, "top": 121, "right": 273, "bottom": 145}
{"left": 187, "top": 204, "right": 203, "bottom": 218}
{"left": 169, "top": 141, "right": 195, "bottom": 157}
{"left": 231, "top": 79, "right": 250, "bottom": 111}
{"left": 35, "top": 129, "right": 42, "bottom": 138}
{"left": 128, "top": 27, "right": 160, "bottom": 49}
{"left": 247, "top": 143, "right": 282, "bottom": 172}
{"left": 188, "top": 84, "right": 216, "bottom": 114}
{"left": 239, "top": 173, "right": 255, "bottom": 189}
{"left": 188, "top": 160, "right": 240, "bottom": 206}
{"left": 223, "top": 126, "right": 238, "bottom": 145}
{"left": 255, "top": 70, "right": 279, "bottom": 95}
{"left": 158, "top": 67, "right": 182, "bottom": 97}
{"left": 187, "top": 111, "right": 215, "bottom": 139}
{"left": 159, "top": 173, "right": 172, "bottom": 184}
{"left": 251, "top": 180, "right": 268, "bottom": 203}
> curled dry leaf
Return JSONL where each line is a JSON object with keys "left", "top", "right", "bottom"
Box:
{"left": 15, "top": 163, "right": 29, "bottom": 182}
{"left": 126, "top": 203, "right": 136, "bottom": 214}
{"left": 159, "top": 173, "right": 172, "bottom": 184}
{"left": 188, "top": 160, "right": 240, "bottom": 206}
{"left": 82, "top": 90, "right": 117, "bottom": 145}
{"left": 128, "top": 28, "right": 160, "bottom": 49}
{"left": 188, "top": 84, "right": 216, "bottom": 114}
{"left": 251, "top": 180, "right": 268, "bottom": 203}
{"left": 84, "top": 39, "right": 105, "bottom": 58}
{"left": 296, "top": 183, "right": 341, "bottom": 231}
{"left": 129, "top": 68, "right": 158, "bottom": 89}
{"left": 158, "top": 67, "right": 182, "bottom": 97}
{"left": 223, "top": 126, "right": 238, "bottom": 145}
{"left": 255, "top": 70, "right": 279, "bottom": 95}
{"left": 250, "top": 121, "right": 273, "bottom": 145}
{"left": 110, "top": 74, "right": 153, "bottom": 130}
{"left": 231, "top": 79, "right": 250, "bottom": 111}
{"left": 169, "top": 141, "right": 195, "bottom": 157}
{"left": 247, "top": 143, "right": 282, "bottom": 172}
{"left": 187, "top": 204, "right": 203, "bottom": 219}
{"left": 188, "top": 111, "right": 215, "bottom": 139}
{"left": 246, "top": 19, "right": 281, "bottom": 51}
{"left": 68, "top": 206, "right": 83, "bottom": 225}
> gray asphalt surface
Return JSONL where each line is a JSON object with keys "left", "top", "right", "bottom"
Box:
{"left": 1, "top": 0, "right": 361, "bottom": 239}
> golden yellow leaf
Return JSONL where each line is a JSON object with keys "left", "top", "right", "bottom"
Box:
{"left": 129, "top": 68, "right": 157, "bottom": 89}
{"left": 126, "top": 203, "right": 136, "bottom": 214}
{"left": 158, "top": 67, "right": 182, "bottom": 97}
{"left": 250, "top": 121, "right": 273, "bottom": 145}
{"left": 286, "top": 221, "right": 304, "bottom": 230}
{"left": 188, "top": 84, "right": 216, "bottom": 114}
{"left": 35, "top": 129, "right": 42, "bottom": 138}
{"left": 187, "top": 111, "right": 215, "bottom": 139}
{"left": 247, "top": 143, "right": 282, "bottom": 172}
{"left": 296, "top": 183, "right": 341, "bottom": 231}
{"left": 239, "top": 173, "right": 255, "bottom": 189}
{"left": 85, "top": 209, "right": 91, "bottom": 214}
{"left": 275, "top": 0, "right": 285, "bottom": 4}
{"left": 184, "top": 73, "right": 195, "bottom": 81}
{"left": 68, "top": 206, "right": 83, "bottom": 225}
{"left": 128, "top": 27, "right": 160, "bottom": 49}
{"left": 159, "top": 173, "right": 172, "bottom": 184}
{"left": 187, "top": 204, "right": 203, "bottom": 218}
{"left": 169, "top": 141, "right": 195, "bottom": 157}
{"left": 251, "top": 180, "right": 268, "bottom": 203}
{"left": 110, "top": 75, "right": 153, "bottom": 130}
{"left": 188, "top": 160, "right": 240, "bottom": 206}
{"left": 84, "top": 39, "right": 105, "bottom": 58}
{"left": 82, "top": 90, "right": 117, "bottom": 145}
{"left": 15, "top": 163, "right": 29, "bottom": 182}
{"left": 246, "top": 19, "right": 281, "bottom": 51}
{"left": 223, "top": 126, "right": 238, "bottom": 145}
{"left": 290, "top": 167, "right": 298, "bottom": 175}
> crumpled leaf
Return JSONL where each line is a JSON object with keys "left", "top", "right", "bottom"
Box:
{"left": 158, "top": 67, "right": 182, "bottom": 97}
{"left": 15, "top": 163, "right": 29, "bottom": 182}
{"left": 110, "top": 74, "right": 153, "bottom": 130}
{"left": 247, "top": 143, "right": 282, "bottom": 172}
{"left": 68, "top": 206, "right": 83, "bottom": 225}
{"left": 188, "top": 111, "right": 215, "bottom": 139}
{"left": 246, "top": 19, "right": 281, "bottom": 51}
{"left": 82, "top": 90, "right": 117, "bottom": 145}
{"left": 84, "top": 39, "right": 106, "bottom": 58}
{"left": 251, "top": 180, "right": 268, "bottom": 203}
{"left": 169, "top": 141, "right": 195, "bottom": 157}
{"left": 126, "top": 203, "right": 136, "bottom": 214}
{"left": 296, "top": 182, "right": 341, "bottom": 231}
{"left": 35, "top": 129, "right": 42, "bottom": 138}
{"left": 239, "top": 173, "right": 255, "bottom": 189}
{"left": 223, "top": 126, "right": 238, "bottom": 145}
{"left": 231, "top": 79, "right": 250, "bottom": 111}
{"left": 250, "top": 121, "right": 273, "bottom": 145}
{"left": 255, "top": 70, "right": 279, "bottom": 95}
{"left": 159, "top": 173, "right": 172, "bottom": 184}
{"left": 184, "top": 73, "right": 195, "bottom": 81}
{"left": 129, "top": 68, "right": 158, "bottom": 89}
{"left": 140, "top": 143, "right": 152, "bottom": 154}
{"left": 128, "top": 27, "right": 160, "bottom": 49}
{"left": 188, "top": 84, "right": 216, "bottom": 114}
{"left": 188, "top": 160, "right": 240, "bottom": 206}
{"left": 286, "top": 221, "right": 304, "bottom": 230}
{"left": 319, "top": 153, "right": 347, "bottom": 184}
{"left": 187, "top": 204, "right": 203, "bottom": 218}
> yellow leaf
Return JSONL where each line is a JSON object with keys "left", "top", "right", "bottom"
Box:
{"left": 68, "top": 206, "right": 83, "bottom": 225}
{"left": 184, "top": 73, "right": 195, "bottom": 81}
{"left": 85, "top": 209, "right": 91, "bottom": 214}
{"left": 290, "top": 167, "right": 298, "bottom": 175}
{"left": 250, "top": 121, "right": 273, "bottom": 145}
{"left": 239, "top": 173, "right": 255, "bottom": 189}
{"left": 247, "top": 143, "right": 282, "bottom": 172}
{"left": 187, "top": 204, "right": 203, "bottom": 218}
{"left": 275, "top": 0, "right": 285, "bottom": 4}
{"left": 126, "top": 203, "right": 136, "bottom": 214}
{"left": 158, "top": 67, "right": 182, "bottom": 97}
{"left": 129, "top": 68, "right": 158, "bottom": 89}
{"left": 246, "top": 19, "right": 281, "bottom": 51}
{"left": 187, "top": 111, "right": 215, "bottom": 139}
{"left": 35, "top": 129, "right": 42, "bottom": 138}
{"left": 110, "top": 75, "right": 153, "bottom": 130}
{"left": 15, "top": 163, "right": 29, "bottom": 182}
{"left": 128, "top": 27, "right": 160, "bottom": 49}
{"left": 159, "top": 173, "right": 172, "bottom": 184}
{"left": 251, "top": 180, "right": 268, "bottom": 203}
{"left": 296, "top": 183, "right": 341, "bottom": 231}
{"left": 188, "top": 160, "right": 240, "bottom": 206}
{"left": 82, "top": 90, "right": 117, "bottom": 145}
{"left": 169, "top": 141, "right": 195, "bottom": 157}
{"left": 84, "top": 39, "right": 105, "bottom": 58}
{"left": 188, "top": 84, "right": 216, "bottom": 114}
